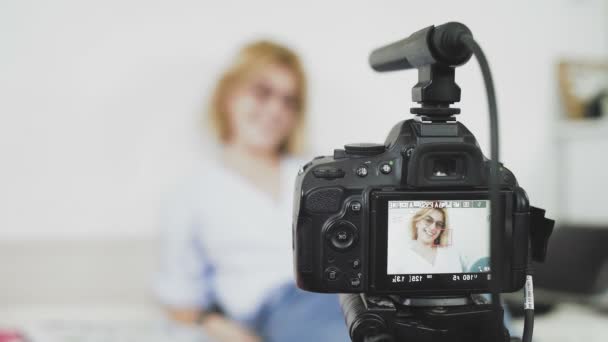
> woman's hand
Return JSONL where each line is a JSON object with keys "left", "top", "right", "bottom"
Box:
{"left": 202, "top": 313, "right": 261, "bottom": 342}
{"left": 167, "top": 309, "right": 261, "bottom": 342}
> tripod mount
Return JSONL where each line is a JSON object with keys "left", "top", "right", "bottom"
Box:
{"left": 340, "top": 293, "right": 517, "bottom": 342}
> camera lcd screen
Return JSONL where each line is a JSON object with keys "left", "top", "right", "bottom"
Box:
{"left": 369, "top": 191, "right": 508, "bottom": 294}
{"left": 386, "top": 200, "right": 490, "bottom": 276}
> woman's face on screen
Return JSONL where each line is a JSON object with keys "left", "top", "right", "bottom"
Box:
{"left": 415, "top": 209, "right": 445, "bottom": 245}
{"left": 226, "top": 63, "right": 299, "bottom": 154}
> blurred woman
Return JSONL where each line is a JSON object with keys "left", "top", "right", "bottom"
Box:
{"left": 155, "top": 41, "right": 348, "bottom": 342}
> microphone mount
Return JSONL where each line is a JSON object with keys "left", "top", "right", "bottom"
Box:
{"left": 369, "top": 22, "right": 474, "bottom": 121}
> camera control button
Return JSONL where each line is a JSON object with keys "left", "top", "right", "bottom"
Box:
{"left": 326, "top": 221, "right": 357, "bottom": 250}
{"left": 356, "top": 166, "right": 368, "bottom": 177}
{"left": 350, "top": 277, "right": 361, "bottom": 287}
{"left": 352, "top": 259, "right": 361, "bottom": 269}
{"left": 335, "top": 230, "right": 351, "bottom": 244}
{"left": 325, "top": 267, "right": 340, "bottom": 281}
{"left": 380, "top": 163, "right": 392, "bottom": 174}
{"left": 350, "top": 201, "right": 362, "bottom": 213}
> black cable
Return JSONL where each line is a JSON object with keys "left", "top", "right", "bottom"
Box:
{"left": 460, "top": 34, "right": 534, "bottom": 342}
{"left": 523, "top": 309, "right": 534, "bottom": 341}
{"left": 460, "top": 33, "right": 502, "bottom": 308}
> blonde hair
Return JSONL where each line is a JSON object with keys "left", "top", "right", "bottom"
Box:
{"left": 207, "top": 40, "right": 307, "bottom": 154}
{"left": 410, "top": 208, "right": 451, "bottom": 247}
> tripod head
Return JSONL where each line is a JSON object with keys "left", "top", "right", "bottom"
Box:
{"left": 369, "top": 22, "right": 473, "bottom": 121}
{"left": 340, "top": 293, "right": 512, "bottom": 342}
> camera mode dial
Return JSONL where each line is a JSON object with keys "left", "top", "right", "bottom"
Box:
{"left": 344, "top": 143, "right": 385, "bottom": 156}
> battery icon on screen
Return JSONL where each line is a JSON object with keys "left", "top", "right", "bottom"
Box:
{"left": 473, "top": 201, "right": 486, "bottom": 208}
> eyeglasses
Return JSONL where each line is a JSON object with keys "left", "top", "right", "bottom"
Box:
{"left": 249, "top": 81, "right": 300, "bottom": 112}
{"left": 420, "top": 215, "right": 446, "bottom": 229}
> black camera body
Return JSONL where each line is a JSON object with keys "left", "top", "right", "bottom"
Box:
{"left": 293, "top": 118, "right": 531, "bottom": 295}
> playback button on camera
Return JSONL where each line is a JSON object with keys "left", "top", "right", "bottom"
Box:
{"left": 326, "top": 221, "right": 358, "bottom": 250}
{"left": 380, "top": 162, "right": 392, "bottom": 174}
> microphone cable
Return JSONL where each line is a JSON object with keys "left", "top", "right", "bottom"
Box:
{"left": 460, "top": 34, "right": 534, "bottom": 342}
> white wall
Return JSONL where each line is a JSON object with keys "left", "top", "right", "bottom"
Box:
{"left": 1, "top": 0, "right": 607, "bottom": 240}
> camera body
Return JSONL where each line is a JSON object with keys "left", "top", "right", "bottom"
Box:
{"left": 293, "top": 118, "right": 531, "bottom": 295}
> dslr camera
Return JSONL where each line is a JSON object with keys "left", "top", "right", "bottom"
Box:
{"left": 292, "top": 23, "right": 552, "bottom": 300}
{"left": 293, "top": 124, "right": 528, "bottom": 295}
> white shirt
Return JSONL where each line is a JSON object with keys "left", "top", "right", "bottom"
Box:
{"left": 154, "top": 156, "right": 304, "bottom": 320}
{"left": 387, "top": 244, "right": 465, "bottom": 275}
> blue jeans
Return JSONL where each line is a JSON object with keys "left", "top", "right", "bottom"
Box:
{"left": 240, "top": 284, "right": 513, "bottom": 342}
{"left": 245, "top": 284, "right": 350, "bottom": 342}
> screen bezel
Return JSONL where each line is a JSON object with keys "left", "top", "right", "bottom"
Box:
{"left": 369, "top": 190, "right": 512, "bottom": 295}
